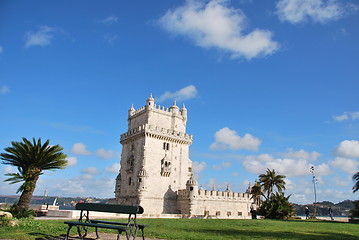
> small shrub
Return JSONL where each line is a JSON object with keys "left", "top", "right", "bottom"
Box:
{"left": 0, "top": 215, "right": 12, "bottom": 227}
{"left": 258, "top": 192, "right": 294, "bottom": 219}
{"left": 9, "top": 204, "right": 34, "bottom": 219}
{"left": 350, "top": 200, "right": 359, "bottom": 218}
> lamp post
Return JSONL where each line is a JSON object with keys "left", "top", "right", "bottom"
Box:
{"left": 310, "top": 166, "right": 317, "bottom": 218}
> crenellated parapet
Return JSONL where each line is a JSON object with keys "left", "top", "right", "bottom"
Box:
{"left": 120, "top": 124, "right": 193, "bottom": 144}
{"left": 178, "top": 188, "right": 251, "bottom": 201}
{"left": 129, "top": 103, "right": 187, "bottom": 119}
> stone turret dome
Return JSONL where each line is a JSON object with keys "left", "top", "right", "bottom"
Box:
{"left": 170, "top": 100, "right": 179, "bottom": 109}
{"left": 147, "top": 93, "right": 154, "bottom": 102}
{"left": 186, "top": 174, "right": 198, "bottom": 186}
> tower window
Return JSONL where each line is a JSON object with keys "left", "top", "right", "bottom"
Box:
{"left": 163, "top": 142, "right": 169, "bottom": 150}
{"left": 128, "top": 177, "right": 132, "bottom": 186}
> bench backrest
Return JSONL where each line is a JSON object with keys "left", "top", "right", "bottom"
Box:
{"left": 75, "top": 203, "right": 144, "bottom": 214}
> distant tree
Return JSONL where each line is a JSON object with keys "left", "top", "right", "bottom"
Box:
{"left": 258, "top": 192, "right": 295, "bottom": 219}
{"left": 1, "top": 138, "right": 67, "bottom": 212}
{"left": 259, "top": 168, "right": 286, "bottom": 199}
{"left": 350, "top": 200, "right": 359, "bottom": 218}
{"left": 250, "top": 180, "right": 263, "bottom": 206}
{"left": 352, "top": 172, "right": 359, "bottom": 193}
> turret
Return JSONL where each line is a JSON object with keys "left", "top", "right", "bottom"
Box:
{"left": 186, "top": 174, "right": 198, "bottom": 198}
{"left": 245, "top": 182, "right": 252, "bottom": 194}
{"left": 146, "top": 93, "right": 155, "bottom": 110}
{"left": 170, "top": 100, "right": 179, "bottom": 116}
{"left": 137, "top": 167, "right": 147, "bottom": 191}
{"left": 128, "top": 104, "right": 135, "bottom": 117}
{"left": 115, "top": 172, "right": 122, "bottom": 198}
{"left": 181, "top": 104, "right": 187, "bottom": 122}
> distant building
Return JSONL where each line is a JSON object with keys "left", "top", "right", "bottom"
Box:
{"left": 115, "top": 95, "right": 252, "bottom": 218}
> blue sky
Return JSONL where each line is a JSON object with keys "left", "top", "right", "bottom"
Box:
{"left": 0, "top": 0, "right": 358, "bottom": 204}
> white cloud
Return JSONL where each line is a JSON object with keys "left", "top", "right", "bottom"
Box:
{"left": 192, "top": 161, "right": 206, "bottom": 179}
{"left": 210, "top": 127, "right": 261, "bottom": 151}
{"left": 243, "top": 154, "right": 330, "bottom": 177}
{"left": 0, "top": 86, "right": 10, "bottom": 94}
{"left": 333, "top": 111, "right": 359, "bottom": 122}
{"left": 330, "top": 157, "right": 359, "bottom": 174}
{"left": 333, "top": 175, "right": 350, "bottom": 187}
{"left": 66, "top": 157, "right": 78, "bottom": 167}
{"left": 81, "top": 167, "right": 100, "bottom": 175}
{"left": 157, "top": 85, "right": 198, "bottom": 102}
{"left": 335, "top": 140, "right": 359, "bottom": 158}
{"left": 159, "top": 0, "right": 278, "bottom": 60}
{"left": 105, "top": 163, "right": 121, "bottom": 173}
{"left": 315, "top": 163, "right": 331, "bottom": 176}
{"left": 276, "top": 0, "right": 355, "bottom": 24}
{"left": 103, "top": 33, "right": 119, "bottom": 45}
{"left": 35, "top": 176, "right": 116, "bottom": 198}
{"left": 280, "top": 148, "right": 321, "bottom": 161}
{"left": 213, "top": 161, "right": 232, "bottom": 170}
{"left": 100, "top": 15, "right": 118, "bottom": 24}
{"left": 25, "top": 25, "right": 58, "bottom": 48}
{"left": 96, "top": 148, "right": 115, "bottom": 159}
{"left": 71, "top": 142, "right": 91, "bottom": 155}
{"left": 3, "top": 166, "right": 16, "bottom": 174}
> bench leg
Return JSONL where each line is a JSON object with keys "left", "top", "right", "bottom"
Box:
{"left": 141, "top": 228, "right": 145, "bottom": 240}
{"left": 125, "top": 230, "right": 130, "bottom": 240}
{"left": 65, "top": 225, "right": 73, "bottom": 240}
{"left": 117, "top": 230, "right": 127, "bottom": 240}
{"left": 76, "top": 225, "right": 88, "bottom": 239}
{"left": 95, "top": 226, "right": 100, "bottom": 239}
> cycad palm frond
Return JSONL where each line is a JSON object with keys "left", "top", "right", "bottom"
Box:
{"left": 1, "top": 137, "right": 67, "bottom": 209}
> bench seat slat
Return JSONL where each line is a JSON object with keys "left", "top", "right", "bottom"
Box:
{"left": 64, "top": 221, "right": 129, "bottom": 231}
{"left": 90, "top": 220, "right": 149, "bottom": 229}
{"left": 75, "top": 203, "right": 144, "bottom": 214}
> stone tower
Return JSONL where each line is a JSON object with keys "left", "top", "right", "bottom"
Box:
{"left": 115, "top": 94, "right": 193, "bottom": 214}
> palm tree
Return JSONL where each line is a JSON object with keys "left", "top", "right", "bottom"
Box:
{"left": 1, "top": 138, "right": 67, "bottom": 210}
{"left": 353, "top": 172, "right": 359, "bottom": 193}
{"left": 259, "top": 168, "right": 286, "bottom": 199}
{"left": 250, "top": 180, "right": 264, "bottom": 205}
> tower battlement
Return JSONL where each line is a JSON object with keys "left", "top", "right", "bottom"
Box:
{"left": 120, "top": 124, "right": 193, "bottom": 144}
{"left": 129, "top": 103, "right": 184, "bottom": 118}
{"left": 178, "top": 189, "right": 250, "bottom": 200}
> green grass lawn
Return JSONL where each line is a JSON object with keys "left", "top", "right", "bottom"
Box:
{"left": 0, "top": 218, "right": 358, "bottom": 240}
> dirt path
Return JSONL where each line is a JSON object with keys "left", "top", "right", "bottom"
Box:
{"left": 43, "top": 232, "right": 167, "bottom": 240}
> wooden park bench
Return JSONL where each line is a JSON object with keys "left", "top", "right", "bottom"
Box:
{"left": 64, "top": 203, "right": 147, "bottom": 240}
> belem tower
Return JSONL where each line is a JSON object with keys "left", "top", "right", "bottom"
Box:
{"left": 115, "top": 95, "right": 253, "bottom": 218}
